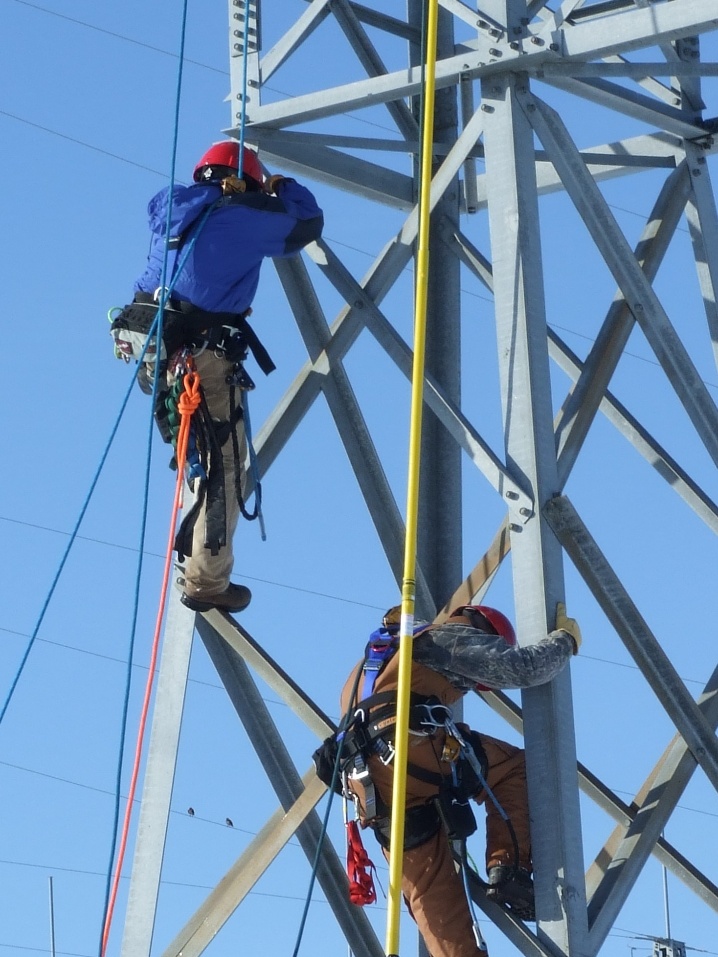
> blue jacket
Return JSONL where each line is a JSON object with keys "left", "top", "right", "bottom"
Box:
{"left": 134, "top": 180, "right": 323, "bottom": 314}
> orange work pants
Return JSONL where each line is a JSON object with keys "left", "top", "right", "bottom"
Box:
{"left": 383, "top": 734, "right": 530, "bottom": 957}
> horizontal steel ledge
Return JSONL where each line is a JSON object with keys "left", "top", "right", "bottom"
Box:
{"left": 544, "top": 75, "right": 709, "bottom": 139}
{"left": 247, "top": 49, "right": 544, "bottom": 128}
{"left": 248, "top": 128, "right": 484, "bottom": 158}
{"left": 243, "top": 128, "right": 693, "bottom": 172}
{"left": 472, "top": 130, "right": 687, "bottom": 209}
{"left": 250, "top": 3, "right": 718, "bottom": 130}
{"left": 555, "top": 0, "right": 718, "bottom": 60}
{"left": 540, "top": 62, "right": 718, "bottom": 79}
{"left": 228, "top": 130, "right": 414, "bottom": 207}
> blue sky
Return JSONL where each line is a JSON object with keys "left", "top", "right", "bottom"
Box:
{"left": 2, "top": 2, "right": 718, "bottom": 957}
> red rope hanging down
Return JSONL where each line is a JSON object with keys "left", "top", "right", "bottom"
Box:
{"left": 101, "top": 368, "right": 202, "bottom": 956}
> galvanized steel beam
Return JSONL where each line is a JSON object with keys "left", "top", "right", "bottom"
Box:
{"left": 544, "top": 495, "right": 718, "bottom": 794}
{"left": 119, "top": 592, "right": 197, "bottom": 957}
{"left": 480, "top": 56, "right": 588, "bottom": 952}
{"left": 273, "top": 253, "right": 435, "bottom": 612}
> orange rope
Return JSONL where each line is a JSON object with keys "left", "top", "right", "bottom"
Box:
{"left": 101, "top": 368, "right": 202, "bottom": 956}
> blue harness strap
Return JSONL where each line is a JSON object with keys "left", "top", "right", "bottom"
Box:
{"left": 360, "top": 628, "right": 398, "bottom": 701}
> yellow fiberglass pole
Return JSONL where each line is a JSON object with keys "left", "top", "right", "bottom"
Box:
{"left": 384, "top": 2, "right": 439, "bottom": 955}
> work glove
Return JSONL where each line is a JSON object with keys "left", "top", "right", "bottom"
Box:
{"left": 264, "top": 174, "right": 286, "bottom": 195}
{"left": 555, "top": 602, "right": 581, "bottom": 655}
{"left": 221, "top": 174, "right": 246, "bottom": 195}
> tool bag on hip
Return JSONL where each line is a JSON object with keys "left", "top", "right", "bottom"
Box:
{"left": 110, "top": 300, "right": 193, "bottom": 364}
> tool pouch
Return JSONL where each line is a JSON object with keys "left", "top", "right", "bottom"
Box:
{"left": 371, "top": 802, "right": 442, "bottom": 851}
{"left": 110, "top": 301, "right": 192, "bottom": 364}
{"left": 312, "top": 735, "right": 345, "bottom": 795}
{"left": 434, "top": 780, "right": 477, "bottom": 841}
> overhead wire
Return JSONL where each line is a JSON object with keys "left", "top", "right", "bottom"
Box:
{"left": 0, "top": 514, "right": 388, "bottom": 608}
{"left": 2, "top": 619, "right": 714, "bottom": 693}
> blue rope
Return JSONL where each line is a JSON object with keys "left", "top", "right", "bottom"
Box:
{"left": 98, "top": 2, "right": 191, "bottom": 950}
{"left": 0, "top": 357, "right": 148, "bottom": 729}
{"left": 236, "top": 0, "right": 252, "bottom": 177}
{"left": 290, "top": 749, "right": 343, "bottom": 957}
{"left": 235, "top": 3, "right": 265, "bottom": 538}
{"left": 460, "top": 847, "right": 487, "bottom": 951}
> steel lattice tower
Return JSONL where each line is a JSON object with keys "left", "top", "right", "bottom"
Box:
{"left": 120, "top": 3, "right": 718, "bottom": 957}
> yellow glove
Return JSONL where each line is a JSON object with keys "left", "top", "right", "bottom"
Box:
{"left": 221, "top": 174, "right": 246, "bottom": 195}
{"left": 264, "top": 174, "right": 286, "bottom": 195}
{"left": 555, "top": 602, "right": 581, "bottom": 655}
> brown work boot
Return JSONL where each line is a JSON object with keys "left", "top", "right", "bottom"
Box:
{"left": 181, "top": 583, "right": 252, "bottom": 613}
{"left": 486, "top": 865, "right": 535, "bottom": 921}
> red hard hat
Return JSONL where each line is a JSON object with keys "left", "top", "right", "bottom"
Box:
{"left": 451, "top": 605, "right": 517, "bottom": 692}
{"left": 192, "top": 141, "right": 262, "bottom": 183}
{"left": 450, "top": 605, "right": 516, "bottom": 645}
{"left": 474, "top": 606, "right": 516, "bottom": 645}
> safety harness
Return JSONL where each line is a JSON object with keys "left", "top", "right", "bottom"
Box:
{"left": 314, "top": 628, "right": 487, "bottom": 851}
{"left": 312, "top": 626, "right": 526, "bottom": 939}
{"left": 110, "top": 196, "right": 275, "bottom": 556}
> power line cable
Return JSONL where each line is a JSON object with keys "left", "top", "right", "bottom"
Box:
{"left": 7, "top": 0, "right": 227, "bottom": 72}
{"left": 0, "top": 110, "right": 167, "bottom": 177}
{"left": 3, "top": 2, "right": 402, "bottom": 134}
{"left": 0, "top": 514, "right": 386, "bottom": 608}
{"left": 0, "top": 857, "right": 330, "bottom": 898}
{"left": 0, "top": 389, "right": 150, "bottom": 729}
{"left": 2, "top": 621, "right": 708, "bottom": 688}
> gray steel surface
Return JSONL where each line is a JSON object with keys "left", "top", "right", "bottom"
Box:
{"left": 121, "top": 1, "right": 718, "bottom": 955}
{"left": 119, "top": 589, "right": 197, "bottom": 957}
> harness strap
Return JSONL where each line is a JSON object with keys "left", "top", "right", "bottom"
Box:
{"left": 179, "top": 305, "right": 276, "bottom": 376}
{"left": 198, "top": 389, "right": 228, "bottom": 556}
{"left": 228, "top": 384, "right": 262, "bottom": 524}
{"left": 172, "top": 385, "right": 228, "bottom": 559}
{"left": 349, "top": 691, "right": 451, "bottom": 745}
{"left": 173, "top": 489, "right": 204, "bottom": 562}
{"left": 360, "top": 634, "right": 397, "bottom": 700}
{"left": 341, "top": 722, "right": 446, "bottom": 791}
{"left": 237, "top": 315, "right": 275, "bottom": 376}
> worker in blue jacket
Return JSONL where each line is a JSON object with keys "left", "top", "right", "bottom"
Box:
{"left": 134, "top": 142, "right": 323, "bottom": 313}
{"left": 133, "top": 141, "right": 323, "bottom": 613}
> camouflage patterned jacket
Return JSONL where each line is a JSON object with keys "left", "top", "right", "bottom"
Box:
{"left": 411, "top": 613, "right": 575, "bottom": 693}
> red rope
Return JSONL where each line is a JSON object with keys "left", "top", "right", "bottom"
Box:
{"left": 346, "top": 820, "right": 377, "bottom": 906}
{"left": 100, "top": 369, "right": 202, "bottom": 955}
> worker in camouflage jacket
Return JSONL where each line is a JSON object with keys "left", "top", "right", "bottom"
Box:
{"left": 339, "top": 602, "right": 581, "bottom": 957}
